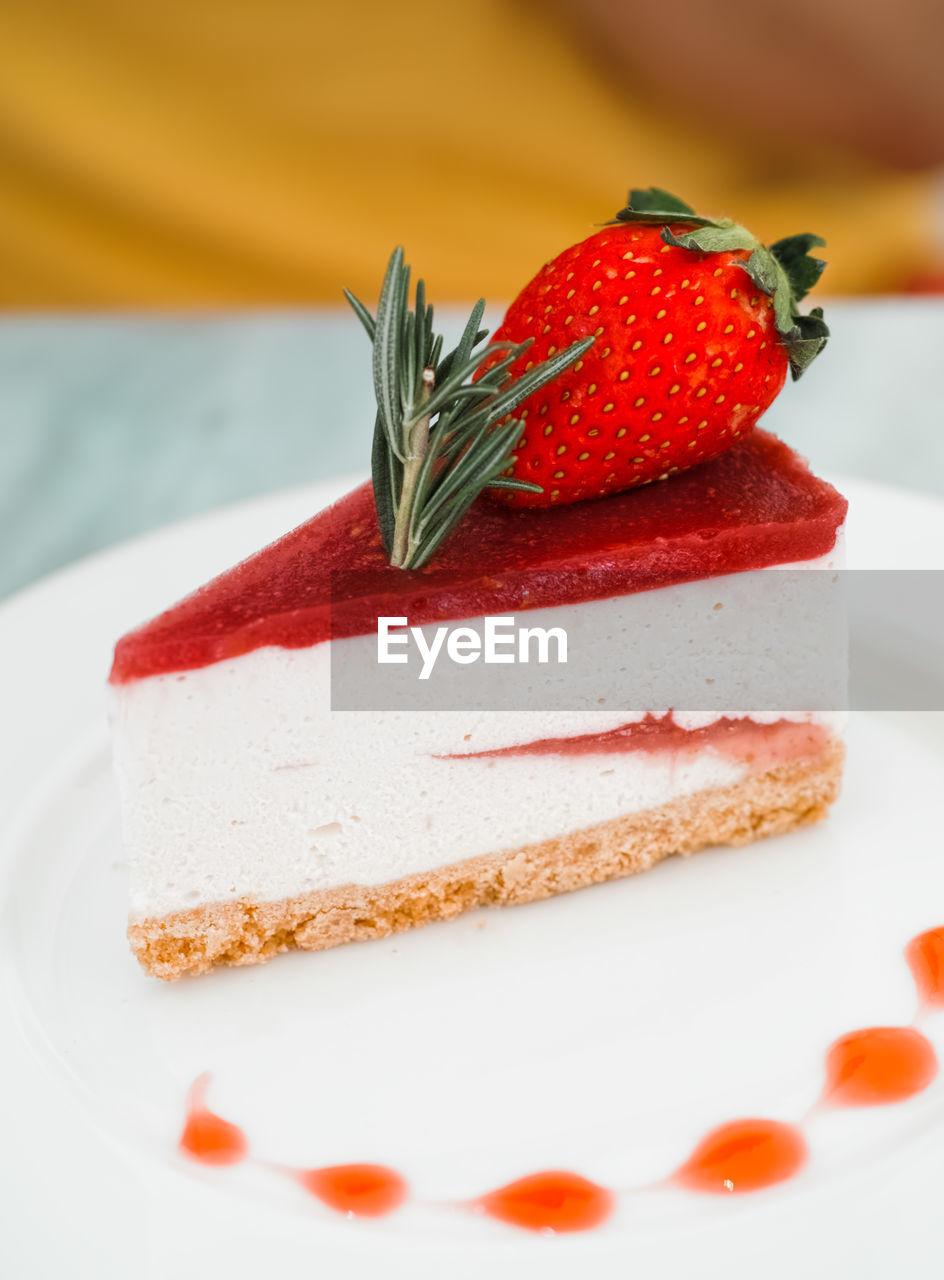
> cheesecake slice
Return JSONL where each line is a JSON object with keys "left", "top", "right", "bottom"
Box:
{"left": 111, "top": 430, "right": 846, "bottom": 979}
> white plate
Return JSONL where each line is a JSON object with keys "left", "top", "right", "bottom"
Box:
{"left": 2, "top": 474, "right": 944, "bottom": 1279}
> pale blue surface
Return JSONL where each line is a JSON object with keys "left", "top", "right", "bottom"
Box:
{"left": 2, "top": 300, "right": 943, "bottom": 601}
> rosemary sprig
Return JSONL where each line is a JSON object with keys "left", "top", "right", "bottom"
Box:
{"left": 345, "top": 248, "right": 593, "bottom": 570}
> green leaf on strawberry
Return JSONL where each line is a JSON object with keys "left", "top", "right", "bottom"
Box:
{"left": 613, "top": 187, "right": 714, "bottom": 227}
{"left": 770, "top": 234, "right": 828, "bottom": 302}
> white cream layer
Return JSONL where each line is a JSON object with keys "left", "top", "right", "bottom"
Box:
{"left": 113, "top": 545, "right": 844, "bottom": 922}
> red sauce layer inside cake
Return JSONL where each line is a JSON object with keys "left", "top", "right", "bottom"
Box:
{"left": 111, "top": 430, "right": 846, "bottom": 683}
{"left": 442, "top": 713, "right": 829, "bottom": 769}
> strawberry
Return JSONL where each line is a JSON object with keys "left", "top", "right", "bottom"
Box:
{"left": 481, "top": 188, "right": 829, "bottom": 507}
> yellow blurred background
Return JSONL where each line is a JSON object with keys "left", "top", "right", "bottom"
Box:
{"left": 2, "top": 0, "right": 943, "bottom": 307}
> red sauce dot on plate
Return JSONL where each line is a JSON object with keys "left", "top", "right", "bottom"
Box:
{"left": 905, "top": 928, "right": 944, "bottom": 1007}
{"left": 475, "top": 1170, "right": 614, "bottom": 1233}
{"left": 823, "top": 1026, "right": 938, "bottom": 1106}
{"left": 179, "top": 1073, "right": 248, "bottom": 1166}
{"left": 674, "top": 1119, "right": 807, "bottom": 1194}
{"left": 298, "top": 1164, "right": 408, "bottom": 1217}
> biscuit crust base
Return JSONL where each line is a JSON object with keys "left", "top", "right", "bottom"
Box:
{"left": 129, "top": 742, "right": 844, "bottom": 980}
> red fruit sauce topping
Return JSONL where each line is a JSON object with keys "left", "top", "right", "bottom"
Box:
{"left": 823, "top": 1027, "right": 938, "bottom": 1106}
{"left": 474, "top": 1170, "right": 614, "bottom": 1233}
{"left": 297, "top": 1163, "right": 408, "bottom": 1217}
{"left": 179, "top": 1073, "right": 249, "bottom": 1166}
{"left": 111, "top": 430, "right": 845, "bottom": 682}
{"left": 905, "top": 927, "right": 944, "bottom": 1007}
{"left": 444, "top": 712, "right": 827, "bottom": 769}
{"left": 673, "top": 1119, "right": 808, "bottom": 1194}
